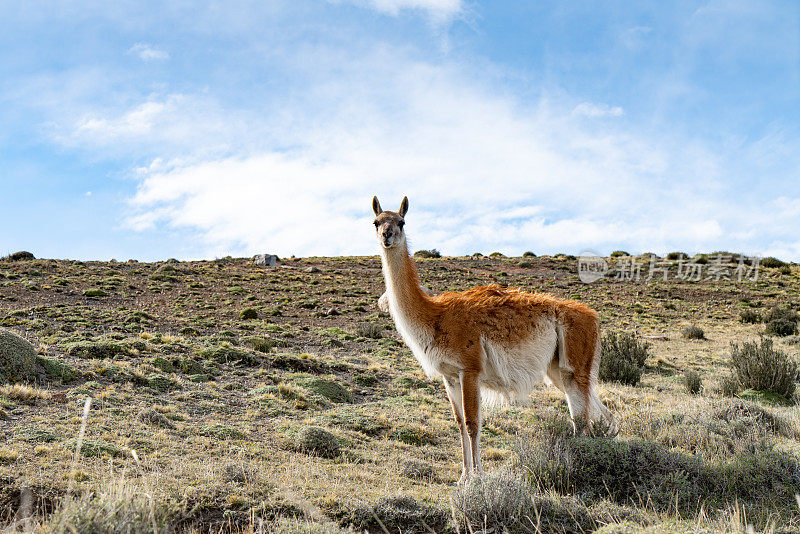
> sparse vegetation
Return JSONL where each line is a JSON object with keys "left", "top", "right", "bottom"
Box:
{"left": 599, "top": 331, "right": 650, "bottom": 385}
{"left": 684, "top": 370, "right": 702, "bottom": 394}
{"left": 2, "top": 251, "right": 35, "bottom": 262}
{"left": 764, "top": 305, "right": 799, "bottom": 337}
{"left": 729, "top": 337, "right": 798, "bottom": 399}
{"left": 413, "top": 249, "right": 440, "bottom": 258}
{"left": 667, "top": 251, "right": 688, "bottom": 260}
{"left": 355, "top": 322, "right": 382, "bottom": 339}
{"left": 610, "top": 250, "right": 630, "bottom": 257}
{"left": 682, "top": 325, "right": 705, "bottom": 339}
{"left": 296, "top": 426, "right": 340, "bottom": 458}
{"left": 740, "top": 309, "right": 761, "bottom": 324}
{"left": 761, "top": 256, "right": 787, "bottom": 269}
{"left": 0, "top": 254, "right": 799, "bottom": 532}
{"left": 239, "top": 307, "right": 259, "bottom": 320}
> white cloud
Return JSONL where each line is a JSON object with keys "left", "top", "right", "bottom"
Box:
{"left": 335, "top": 0, "right": 462, "bottom": 21}
{"left": 128, "top": 43, "right": 169, "bottom": 61}
{"left": 572, "top": 102, "right": 625, "bottom": 118}
{"left": 113, "top": 53, "right": 774, "bottom": 260}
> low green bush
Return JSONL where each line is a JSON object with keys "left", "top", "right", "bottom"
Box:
{"left": 413, "top": 249, "right": 440, "bottom": 258}
{"left": 681, "top": 326, "right": 705, "bottom": 340}
{"left": 739, "top": 309, "right": 761, "bottom": 324}
{"left": 764, "top": 306, "right": 798, "bottom": 337}
{"left": 599, "top": 331, "right": 650, "bottom": 386}
{"left": 729, "top": 337, "right": 798, "bottom": 399}
{"left": 239, "top": 308, "right": 258, "bottom": 320}
{"left": 761, "top": 256, "right": 787, "bottom": 268}
{"left": 684, "top": 370, "right": 702, "bottom": 394}
{"left": 296, "top": 426, "right": 340, "bottom": 458}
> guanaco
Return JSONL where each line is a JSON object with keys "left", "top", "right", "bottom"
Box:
{"left": 373, "top": 196, "right": 617, "bottom": 481}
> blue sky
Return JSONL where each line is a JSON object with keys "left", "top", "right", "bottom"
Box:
{"left": 1, "top": 0, "right": 798, "bottom": 261}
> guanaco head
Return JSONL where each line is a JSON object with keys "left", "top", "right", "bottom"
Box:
{"left": 372, "top": 196, "right": 408, "bottom": 250}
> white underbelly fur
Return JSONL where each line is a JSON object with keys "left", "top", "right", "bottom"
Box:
{"left": 393, "top": 307, "right": 560, "bottom": 404}
{"left": 479, "top": 317, "right": 557, "bottom": 404}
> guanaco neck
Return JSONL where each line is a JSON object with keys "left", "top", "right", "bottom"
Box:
{"left": 379, "top": 239, "right": 437, "bottom": 325}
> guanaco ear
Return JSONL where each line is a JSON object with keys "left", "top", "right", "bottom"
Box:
{"left": 372, "top": 196, "right": 383, "bottom": 216}
{"left": 398, "top": 196, "right": 409, "bottom": 218}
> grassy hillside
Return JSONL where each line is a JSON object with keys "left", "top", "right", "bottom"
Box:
{"left": 0, "top": 253, "right": 798, "bottom": 532}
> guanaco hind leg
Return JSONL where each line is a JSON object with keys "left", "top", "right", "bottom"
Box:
{"left": 547, "top": 359, "right": 617, "bottom": 436}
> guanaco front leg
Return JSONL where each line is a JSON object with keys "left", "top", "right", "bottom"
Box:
{"left": 443, "top": 376, "right": 472, "bottom": 483}
{"left": 460, "top": 371, "right": 483, "bottom": 476}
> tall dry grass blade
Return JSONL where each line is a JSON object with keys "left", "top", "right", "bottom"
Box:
{"left": 130, "top": 449, "right": 158, "bottom": 534}
{"left": 67, "top": 397, "right": 92, "bottom": 494}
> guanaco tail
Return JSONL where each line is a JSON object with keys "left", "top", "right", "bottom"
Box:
{"left": 372, "top": 196, "right": 617, "bottom": 482}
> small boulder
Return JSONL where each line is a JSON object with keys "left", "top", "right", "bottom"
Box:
{"left": 304, "top": 266, "right": 320, "bottom": 273}
{"left": 0, "top": 328, "right": 37, "bottom": 383}
{"left": 253, "top": 254, "right": 279, "bottom": 267}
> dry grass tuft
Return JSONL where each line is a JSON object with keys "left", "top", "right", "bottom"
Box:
{"left": 0, "top": 383, "right": 51, "bottom": 403}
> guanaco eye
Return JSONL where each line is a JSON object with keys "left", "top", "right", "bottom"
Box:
{"left": 398, "top": 221, "right": 405, "bottom": 229}
{"left": 374, "top": 221, "right": 380, "bottom": 228}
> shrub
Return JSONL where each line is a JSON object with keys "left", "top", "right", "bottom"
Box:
{"left": 355, "top": 323, "right": 382, "bottom": 339}
{"left": 200, "top": 344, "right": 260, "bottom": 366}
{"left": 730, "top": 337, "right": 798, "bottom": 399}
{"left": 0, "top": 328, "right": 37, "bottom": 383}
{"left": 610, "top": 251, "right": 630, "bottom": 257}
{"left": 46, "top": 477, "right": 172, "bottom": 533}
{"left": 390, "top": 423, "right": 438, "bottom": 445}
{"left": 764, "top": 306, "right": 799, "bottom": 337}
{"left": 296, "top": 426, "right": 340, "bottom": 458}
{"left": 345, "top": 496, "right": 449, "bottom": 533}
{"left": 489, "top": 252, "right": 506, "bottom": 258}
{"left": 295, "top": 376, "right": 352, "bottom": 403}
{"left": 684, "top": 370, "right": 702, "bottom": 394}
{"left": 761, "top": 256, "right": 787, "bottom": 269}
{"left": 239, "top": 308, "right": 258, "bottom": 320}
{"left": 522, "top": 251, "right": 536, "bottom": 257}
{"left": 739, "top": 309, "right": 761, "bottom": 324}
{"left": 413, "top": 249, "right": 440, "bottom": 258}
{"left": 693, "top": 254, "right": 709, "bottom": 264}
{"left": 67, "top": 341, "right": 130, "bottom": 360}
{"left": 779, "top": 265, "right": 792, "bottom": 275}
{"left": 599, "top": 331, "right": 650, "bottom": 386}
{"left": 243, "top": 336, "right": 274, "bottom": 353}
{"left": 3, "top": 251, "right": 35, "bottom": 261}
{"left": 200, "top": 424, "right": 247, "bottom": 440}
{"left": 400, "top": 459, "right": 434, "bottom": 479}
{"left": 515, "top": 432, "right": 703, "bottom": 510}
{"left": 451, "top": 471, "right": 596, "bottom": 533}
{"left": 720, "top": 374, "right": 740, "bottom": 397}
{"left": 83, "top": 288, "right": 108, "bottom": 297}
{"left": 137, "top": 409, "right": 175, "bottom": 429}
{"left": 147, "top": 373, "right": 178, "bottom": 392}
{"left": 681, "top": 326, "right": 705, "bottom": 340}
{"left": 666, "top": 252, "right": 688, "bottom": 260}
